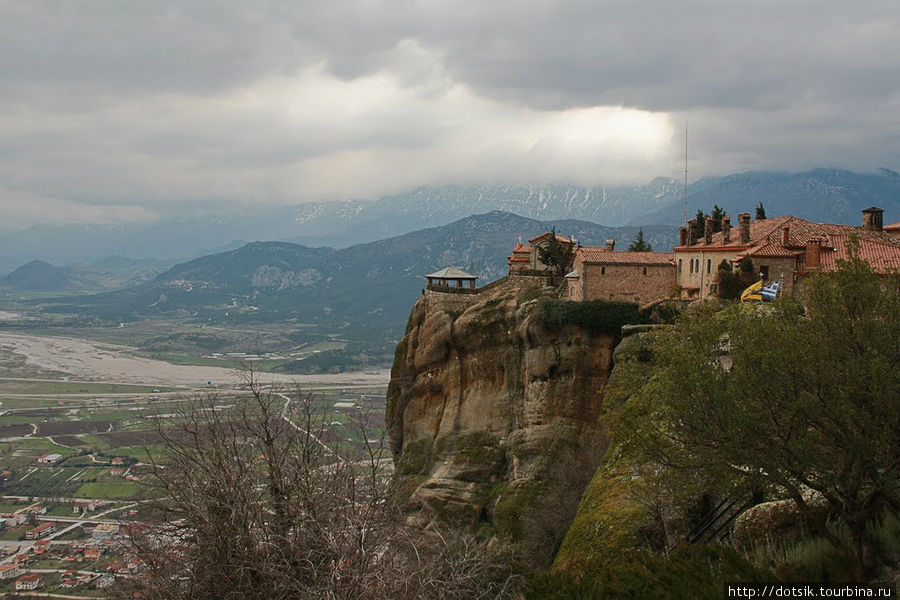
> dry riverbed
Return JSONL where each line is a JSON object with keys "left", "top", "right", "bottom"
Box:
{"left": 0, "top": 332, "right": 390, "bottom": 387}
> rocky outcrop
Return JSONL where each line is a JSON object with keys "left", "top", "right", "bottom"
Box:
{"left": 387, "top": 282, "right": 618, "bottom": 566}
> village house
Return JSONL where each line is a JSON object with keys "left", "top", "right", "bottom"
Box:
{"left": 1, "top": 513, "right": 25, "bottom": 527}
{"left": 32, "top": 539, "right": 50, "bottom": 555}
{"left": 73, "top": 500, "right": 101, "bottom": 514}
{"left": 25, "top": 521, "right": 55, "bottom": 540}
{"left": 37, "top": 453, "right": 62, "bottom": 464}
{"left": 674, "top": 207, "right": 900, "bottom": 299}
{"left": 0, "top": 563, "right": 21, "bottom": 579}
{"left": 15, "top": 573, "right": 42, "bottom": 591}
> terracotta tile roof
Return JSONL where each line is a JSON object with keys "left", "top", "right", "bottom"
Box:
{"left": 507, "top": 242, "right": 531, "bottom": 264}
{"left": 744, "top": 243, "right": 799, "bottom": 258}
{"left": 815, "top": 235, "right": 900, "bottom": 274}
{"left": 884, "top": 221, "right": 900, "bottom": 232}
{"left": 577, "top": 247, "right": 674, "bottom": 266}
{"left": 676, "top": 215, "right": 900, "bottom": 251}
{"left": 528, "top": 232, "right": 573, "bottom": 244}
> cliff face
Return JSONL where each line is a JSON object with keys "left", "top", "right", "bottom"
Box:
{"left": 387, "top": 281, "right": 617, "bottom": 566}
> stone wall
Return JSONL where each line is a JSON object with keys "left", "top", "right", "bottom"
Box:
{"left": 423, "top": 274, "right": 551, "bottom": 313}
{"left": 571, "top": 263, "right": 674, "bottom": 304}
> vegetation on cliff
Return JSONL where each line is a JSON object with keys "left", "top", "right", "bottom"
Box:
{"left": 555, "top": 248, "right": 899, "bottom": 589}
{"left": 535, "top": 297, "right": 648, "bottom": 335}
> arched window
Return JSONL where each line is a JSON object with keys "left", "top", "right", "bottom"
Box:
{"left": 707, "top": 259, "right": 711, "bottom": 273}
{"left": 601, "top": 267, "right": 606, "bottom": 275}
{"left": 678, "top": 259, "right": 682, "bottom": 273}
{"left": 642, "top": 267, "right": 648, "bottom": 275}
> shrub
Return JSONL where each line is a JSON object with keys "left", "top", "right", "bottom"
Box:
{"left": 535, "top": 298, "right": 648, "bottom": 335}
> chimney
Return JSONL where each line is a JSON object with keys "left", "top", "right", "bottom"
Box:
{"left": 704, "top": 216, "right": 714, "bottom": 244}
{"left": 782, "top": 225, "right": 790, "bottom": 247}
{"left": 738, "top": 213, "right": 751, "bottom": 244}
{"left": 862, "top": 206, "right": 884, "bottom": 231}
{"left": 805, "top": 238, "right": 822, "bottom": 270}
{"left": 688, "top": 219, "right": 698, "bottom": 245}
{"left": 679, "top": 226, "right": 687, "bottom": 246}
{"left": 722, "top": 216, "right": 731, "bottom": 242}
{"left": 605, "top": 238, "right": 615, "bottom": 251}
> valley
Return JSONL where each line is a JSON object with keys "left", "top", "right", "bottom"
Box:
{"left": 0, "top": 331, "right": 389, "bottom": 596}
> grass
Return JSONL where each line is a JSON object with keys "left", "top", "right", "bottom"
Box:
{"left": 75, "top": 480, "right": 143, "bottom": 499}
{"left": 0, "top": 380, "right": 183, "bottom": 395}
{"left": 0, "top": 397, "right": 69, "bottom": 409}
{"left": 110, "top": 444, "right": 166, "bottom": 462}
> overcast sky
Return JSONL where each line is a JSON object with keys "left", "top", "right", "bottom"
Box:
{"left": 1, "top": 1, "right": 898, "bottom": 230}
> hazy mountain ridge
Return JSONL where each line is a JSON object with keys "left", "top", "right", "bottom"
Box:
{"left": 0, "top": 256, "right": 172, "bottom": 292}
{"left": 27, "top": 213, "right": 675, "bottom": 353}
{"left": 638, "top": 168, "right": 900, "bottom": 225}
{"left": 2, "top": 169, "right": 898, "bottom": 271}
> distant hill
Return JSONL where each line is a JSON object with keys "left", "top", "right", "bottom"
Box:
{"left": 5, "top": 168, "right": 897, "bottom": 270}
{"left": 41, "top": 211, "right": 677, "bottom": 346}
{"left": 1, "top": 260, "right": 79, "bottom": 291}
{"left": 0, "top": 256, "right": 172, "bottom": 292}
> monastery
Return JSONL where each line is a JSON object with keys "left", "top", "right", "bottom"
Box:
{"left": 424, "top": 207, "right": 900, "bottom": 307}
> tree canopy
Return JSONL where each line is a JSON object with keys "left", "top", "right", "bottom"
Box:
{"left": 628, "top": 228, "right": 653, "bottom": 252}
{"left": 536, "top": 227, "right": 574, "bottom": 276}
{"left": 756, "top": 202, "right": 767, "bottom": 220}
{"left": 612, "top": 251, "right": 900, "bottom": 578}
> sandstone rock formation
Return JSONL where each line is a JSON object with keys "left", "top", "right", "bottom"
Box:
{"left": 387, "top": 281, "right": 618, "bottom": 566}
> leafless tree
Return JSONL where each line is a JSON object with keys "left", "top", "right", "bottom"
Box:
{"left": 112, "top": 371, "right": 518, "bottom": 599}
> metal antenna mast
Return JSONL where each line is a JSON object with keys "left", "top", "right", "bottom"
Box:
{"left": 683, "top": 121, "right": 688, "bottom": 228}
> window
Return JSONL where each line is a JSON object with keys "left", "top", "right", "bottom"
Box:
{"left": 642, "top": 267, "right": 648, "bottom": 275}
{"left": 707, "top": 259, "right": 711, "bottom": 274}
{"left": 678, "top": 259, "right": 682, "bottom": 273}
{"left": 760, "top": 265, "right": 770, "bottom": 280}
{"left": 601, "top": 267, "right": 606, "bottom": 275}
{"left": 689, "top": 260, "right": 694, "bottom": 274}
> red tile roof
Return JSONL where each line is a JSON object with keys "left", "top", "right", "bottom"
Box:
{"left": 528, "top": 232, "right": 573, "bottom": 244}
{"left": 814, "top": 235, "right": 900, "bottom": 274}
{"left": 884, "top": 221, "right": 900, "bottom": 232}
{"left": 743, "top": 243, "right": 798, "bottom": 258}
{"left": 577, "top": 247, "right": 674, "bottom": 266}
{"left": 675, "top": 215, "right": 900, "bottom": 251}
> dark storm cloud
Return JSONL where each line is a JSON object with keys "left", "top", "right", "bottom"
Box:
{"left": 0, "top": 1, "right": 898, "bottom": 228}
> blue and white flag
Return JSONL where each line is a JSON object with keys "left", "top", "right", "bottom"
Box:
{"left": 760, "top": 279, "right": 781, "bottom": 301}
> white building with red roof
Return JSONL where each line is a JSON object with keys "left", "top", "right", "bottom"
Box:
{"left": 15, "top": 573, "right": 42, "bottom": 590}
{"left": 674, "top": 207, "right": 900, "bottom": 299}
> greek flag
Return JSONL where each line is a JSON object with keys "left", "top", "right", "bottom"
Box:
{"left": 760, "top": 279, "right": 781, "bottom": 301}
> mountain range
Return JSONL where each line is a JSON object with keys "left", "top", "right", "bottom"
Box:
{"left": 2, "top": 168, "right": 898, "bottom": 273}
{"left": 10, "top": 212, "right": 677, "bottom": 368}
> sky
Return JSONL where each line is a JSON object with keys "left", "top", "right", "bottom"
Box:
{"left": 1, "top": 1, "right": 899, "bottom": 230}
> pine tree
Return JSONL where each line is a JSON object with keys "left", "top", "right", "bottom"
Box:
{"left": 628, "top": 228, "right": 653, "bottom": 252}
{"left": 711, "top": 205, "right": 727, "bottom": 233}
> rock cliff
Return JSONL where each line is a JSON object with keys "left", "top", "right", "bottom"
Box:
{"left": 387, "top": 280, "right": 619, "bottom": 566}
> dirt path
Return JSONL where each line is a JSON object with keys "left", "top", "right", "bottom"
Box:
{"left": 0, "top": 332, "right": 390, "bottom": 387}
